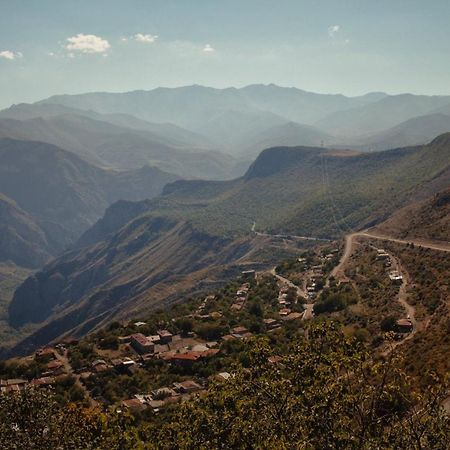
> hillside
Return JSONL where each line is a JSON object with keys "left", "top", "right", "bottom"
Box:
{"left": 373, "top": 188, "right": 450, "bottom": 242}
{"left": 146, "top": 134, "right": 450, "bottom": 238}
{"left": 6, "top": 215, "right": 259, "bottom": 355}
{"left": 5, "top": 135, "right": 450, "bottom": 354}
{"left": 0, "top": 138, "right": 179, "bottom": 253}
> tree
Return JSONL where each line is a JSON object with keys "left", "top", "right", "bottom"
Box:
{"left": 0, "top": 388, "right": 140, "bottom": 450}
{"left": 144, "top": 324, "right": 449, "bottom": 449}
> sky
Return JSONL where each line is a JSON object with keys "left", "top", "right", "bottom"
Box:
{"left": 1, "top": 0, "right": 450, "bottom": 109}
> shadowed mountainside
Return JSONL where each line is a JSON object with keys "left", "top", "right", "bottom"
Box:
{"left": 5, "top": 134, "right": 450, "bottom": 354}
{"left": 0, "top": 138, "right": 180, "bottom": 257}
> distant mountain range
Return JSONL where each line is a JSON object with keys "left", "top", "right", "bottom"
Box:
{"left": 0, "top": 105, "right": 238, "bottom": 180}
{"left": 5, "top": 133, "right": 449, "bottom": 355}
{"left": 1, "top": 84, "right": 450, "bottom": 172}
{"left": 31, "top": 84, "right": 450, "bottom": 153}
{"left": 1, "top": 84, "right": 450, "bottom": 355}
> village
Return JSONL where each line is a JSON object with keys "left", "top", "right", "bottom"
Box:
{"left": 1, "top": 242, "right": 415, "bottom": 413}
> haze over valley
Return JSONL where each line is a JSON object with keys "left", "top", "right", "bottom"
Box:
{"left": 0, "top": 2, "right": 449, "bottom": 448}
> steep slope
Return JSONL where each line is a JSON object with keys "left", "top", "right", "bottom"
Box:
{"left": 0, "top": 138, "right": 179, "bottom": 250}
{"left": 7, "top": 135, "right": 450, "bottom": 356}
{"left": 373, "top": 188, "right": 450, "bottom": 242}
{"left": 7, "top": 214, "right": 256, "bottom": 355}
{"left": 0, "top": 194, "right": 52, "bottom": 268}
{"left": 145, "top": 134, "right": 450, "bottom": 239}
{"left": 317, "top": 94, "right": 450, "bottom": 136}
{"left": 0, "top": 115, "right": 237, "bottom": 179}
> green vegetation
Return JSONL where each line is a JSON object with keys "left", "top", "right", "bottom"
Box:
{"left": 1, "top": 325, "right": 448, "bottom": 449}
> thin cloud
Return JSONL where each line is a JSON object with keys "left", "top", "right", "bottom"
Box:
{"left": 0, "top": 50, "right": 23, "bottom": 60}
{"left": 328, "top": 25, "right": 340, "bottom": 38}
{"left": 66, "top": 34, "right": 110, "bottom": 54}
{"left": 134, "top": 33, "right": 158, "bottom": 43}
{"left": 203, "top": 44, "right": 215, "bottom": 53}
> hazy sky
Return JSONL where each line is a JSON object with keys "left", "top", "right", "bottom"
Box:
{"left": 1, "top": 0, "right": 450, "bottom": 108}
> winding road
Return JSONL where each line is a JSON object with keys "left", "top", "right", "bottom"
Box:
{"left": 331, "top": 231, "right": 450, "bottom": 280}
{"left": 331, "top": 230, "right": 450, "bottom": 352}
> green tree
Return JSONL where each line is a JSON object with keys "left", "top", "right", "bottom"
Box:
{"left": 144, "top": 324, "right": 449, "bottom": 449}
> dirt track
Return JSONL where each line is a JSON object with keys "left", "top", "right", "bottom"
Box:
{"left": 332, "top": 231, "right": 450, "bottom": 280}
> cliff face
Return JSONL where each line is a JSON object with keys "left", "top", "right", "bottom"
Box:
{"left": 7, "top": 211, "right": 253, "bottom": 355}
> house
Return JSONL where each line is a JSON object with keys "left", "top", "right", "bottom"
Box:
{"left": 396, "top": 319, "right": 413, "bottom": 333}
{"left": 221, "top": 334, "right": 237, "bottom": 342}
{"left": 31, "top": 377, "right": 55, "bottom": 388}
{"left": 134, "top": 321, "right": 147, "bottom": 327}
{"left": 0, "top": 379, "right": 27, "bottom": 393}
{"left": 118, "top": 335, "right": 132, "bottom": 345}
{"left": 389, "top": 271, "right": 403, "bottom": 284}
{"left": 151, "top": 387, "right": 177, "bottom": 399}
{"left": 47, "top": 360, "right": 65, "bottom": 375}
{"left": 148, "top": 335, "right": 161, "bottom": 344}
{"left": 231, "top": 326, "right": 248, "bottom": 336}
{"left": 215, "top": 372, "right": 231, "bottom": 382}
{"left": 242, "top": 270, "right": 256, "bottom": 280}
{"left": 148, "top": 399, "right": 165, "bottom": 412}
{"left": 91, "top": 359, "right": 108, "bottom": 373}
{"left": 338, "top": 277, "right": 351, "bottom": 286}
{"left": 201, "top": 348, "right": 220, "bottom": 357}
{"left": 376, "top": 250, "right": 390, "bottom": 261}
{"left": 192, "top": 344, "right": 209, "bottom": 353}
{"left": 170, "top": 352, "right": 202, "bottom": 367}
{"left": 122, "top": 398, "right": 147, "bottom": 413}
{"left": 263, "top": 318, "right": 279, "bottom": 330}
{"left": 173, "top": 380, "right": 202, "bottom": 394}
{"left": 282, "top": 312, "right": 303, "bottom": 322}
{"left": 131, "top": 333, "right": 155, "bottom": 354}
{"left": 157, "top": 330, "right": 173, "bottom": 344}
{"left": 236, "top": 290, "right": 248, "bottom": 299}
